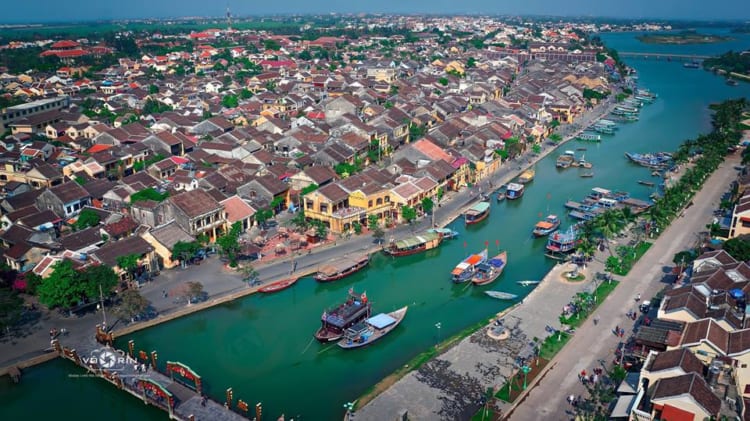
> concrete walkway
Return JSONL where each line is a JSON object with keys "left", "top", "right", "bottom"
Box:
{"left": 0, "top": 100, "right": 614, "bottom": 372}
{"left": 509, "top": 154, "right": 741, "bottom": 420}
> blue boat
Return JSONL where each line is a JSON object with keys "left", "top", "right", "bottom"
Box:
{"left": 506, "top": 183, "right": 524, "bottom": 200}
{"left": 451, "top": 249, "right": 488, "bottom": 283}
{"left": 625, "top": 152, "right": 672, "bottom": 169}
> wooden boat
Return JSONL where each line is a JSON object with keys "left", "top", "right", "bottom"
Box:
{"left": 451, "top": 249, "right": 488, "bottom": 283}
{"left": 485, "top": 291, "right": 518, "bottom": 300}
{"left": 472, "top": 251, "right": 507, "bottom": 286}
{"left": 427, "top": 227, "right": 459, "bottom": 239}
{"left": 576, "top": 147, "right": 588, "bottom": 151}
{"left": 576, "top": 132, "right": 601, "bottom": 142}
{"left": 546, "top": 225, "right": 580, "bottom": 255}
{"left": 314, "top": 254, "right": 370, "bottom": 282}
{"left": 337, "top": 306, "right": 408, "bottom": 349}
{"left": 258, "top": 277, "right": 299, "bottom": 293}
{"left": 506, "top": 183, "right": 524, "bottom": 200}
{"left": 315, "top": 289, "right": 372, "bottom": 342}
{"left": 727, "top": 79, "right": 739, "bottom": 86}
{"left": 556, "top": 150, "right": 577, "bottom": 168}
{"left": 464, "top": 201, "right": 491, "bottom": 225}
{"left": 637, "top": 180, "right": 656, "bottom": 187}
{"left": 518, "top": 168, "right": 535, "bottom": 184}
{"left": 532, "top": 215, "right": 561, "bottom": 237}
{"left": 496, "top": 191, "right": 506, "bottom": 202}
{"left": 383, "top": 231, "right": 442, "bottom": 257}
{"left": 517, "top": 280, "right": 540, "bottom": 286}
{"left": 580, "top": 172, "right": 594, "bottom": 178}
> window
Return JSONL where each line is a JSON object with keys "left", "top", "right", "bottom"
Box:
{"left": 368, "top": 200, "right": 373, "bottom": 208}
{"left": 376, "top": 198, "right": 383, "bottom": 205}
{"left": 384, "top": 196, "right": 390, "bottom": 203}
{"left": 320, "top": 204, "right": 328, "bottom": 213}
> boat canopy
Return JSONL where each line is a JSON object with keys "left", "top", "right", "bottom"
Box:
{"left": 452, "top": 262, "right": 471, "bottom": 275}
{"left": 535, "top": 221, "right": 554, "bottom": 229}
{"left": 467, "top": 202, "right": 490, "bottom": 214}
{"left": 393, "top": 232, "right": 439, "bottom": 249}
{"left": 466, "top": 254, "right": 484, "bottom": 265}
{"left": 592, "top": 187, "right": 611, "bottom": 195}
{"left": 488, "top": 257, "right": 505, "bottom": 267}
{"left": 367, "top": 313, "right": 397, "bottom": 329}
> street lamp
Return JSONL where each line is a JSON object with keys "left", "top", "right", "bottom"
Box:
{"left": 343, "top": 401, "right": 356, "bottom": 420}
{"left": 435, "top": 322, "right": 442, "bottom": 347}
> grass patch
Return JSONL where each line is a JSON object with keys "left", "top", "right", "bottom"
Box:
{"left": 608, "top": 241, "right": 652, "bottom": 276}
{"left": 495, "top": 357, "right": 550, "bottom": 403}
{"left": 561, "top": 280, "right": 620, "bottom": 329}
{"left": 539, "top": 331, "right": 572, "bottom": 360}
{"left": 566, "top": 273, "right": 586, "bottom": 282}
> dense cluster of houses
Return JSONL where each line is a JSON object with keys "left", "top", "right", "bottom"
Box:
{"left": 610, "top": 250, "right": 750, "bottom": 421}
{"left": 0, "top": 18, "right": 616, "bottom": 287}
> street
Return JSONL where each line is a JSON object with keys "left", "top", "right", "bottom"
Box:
{"left": 508, "top": 153, "right": 740, "bottom": 420}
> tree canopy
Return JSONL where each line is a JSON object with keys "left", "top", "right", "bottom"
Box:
{"left": 38, "top": 261, "right": 117, "bottom": 309}
{"left": 75, "top": 208, "right": 101, "bottom": 230}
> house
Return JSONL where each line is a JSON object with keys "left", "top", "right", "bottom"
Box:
{"left": 141, "top": 221, "right": 195, "bottom": 269}
{"left": 35, "top": 182, "right": 92, "bottom": 218}
{"left": 303, "top": 182, "right": 358, "bottom": 234}
{"left": 289, "top": 166, "right": 337, "bottom": 191}
{"left": 237, "top": 175, "right": 290, "bottom": 211}
{"left": 165, "top": 189, "right": 226, "bottom": 240}
{"left": 729, "top": 193, "right": 750, "bottom": 238}
{"left": 142, "top": 130, "right": 188, "bottom": 156}
{"left": 91, "top": 236, "right": 156, "bottom": 286}
{"left": 220, "top": 195, "right": 256, "bottom": 232}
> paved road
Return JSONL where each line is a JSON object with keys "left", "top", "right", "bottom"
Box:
{"left": 509, "top": 153, "right": 740, "bottom": 420}
{"left": 0, "top": 101, "right": 614, "bottom": 370}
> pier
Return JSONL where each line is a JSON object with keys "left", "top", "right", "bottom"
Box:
{"left": 52, "top": 326, "right": 256, "bottom": 421}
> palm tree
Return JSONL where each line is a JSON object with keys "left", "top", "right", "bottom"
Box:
{"left": 575, "top": 237, "right": 596, "bottom": 266}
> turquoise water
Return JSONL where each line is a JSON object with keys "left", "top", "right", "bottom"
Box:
{"left": 2, "top": 30, "right": 749, "bottom": 421}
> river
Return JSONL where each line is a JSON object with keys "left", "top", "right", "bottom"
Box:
{"left": 2, "top": 28, "right": 749, "bottom": 421}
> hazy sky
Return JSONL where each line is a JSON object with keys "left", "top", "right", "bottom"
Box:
{"left": 3, "top": 0, "right": 749, "bottom": 23}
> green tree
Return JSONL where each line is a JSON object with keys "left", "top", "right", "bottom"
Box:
{"left": 352, "top": 221, "right": 363, "bottom": 235}
{"left": 171, "top": 241, "right": 201, "bottom": 263}
{"left": 222, "top": 95, "right": 239, "bottom": 108}
{"left": 217, "top": 221, "right": 243, "bottom": 266}
{"left": 116, "top": 254, "right": 141, "bottom": 283}
{"left": 263, "top": 39, "right": 281, "bottom": 51}
{"left": 148, "top": 84, "right": 159, "bottom": 94}
{"left": 291, "top": 208, "right": 309, "bottom": 231}
{"left": 37, "top": 260, "right": 85, "bottom": 308}
{"left": 0, "top": 289, "right": 24, "bottom": 331}
{"left": 113, "top": 289, "right": 150, "bottom": 322}
{"left": 81, "top": 265, "right": 118, "bottom": 299}
{"left": 466, "top": 57, "right": 476, "bottom": 68}
{"left": 401, "top": 205, "right": 417, "bottom": 223}
{"left": 130, "top": 187, "right": 169, "bottom": 203}
{"left": 255, "top": 208, "right": 273, "bottom": 227}
{"left": 298, "top": 49, "right": 312, "bottom": 60}
{"left": 239, "top": 88, "right": 253, "bottom": 99}
{"left": 421, "top": 197, "right": 434, "bottom": 214}
{"left": 314, "top": 221, "right": 328, "bottom": 240}
{"left": 723, "top": 236, "right": 750, "bottom": 261}
{"left": 438, "top": 77, "right": 449, "bottom": 86}
{"left": 75, "top": 208, "right": 101, "bottom": 230}
{"left": 437, "top": 187, "right": 445, "bottom": 202}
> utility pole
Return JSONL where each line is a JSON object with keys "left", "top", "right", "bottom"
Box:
{"left": 99, "top": 283, "right": 107, "bottom": 329}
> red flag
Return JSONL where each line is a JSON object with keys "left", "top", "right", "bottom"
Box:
{"left": 496, "top": 239, "right": 500, "bottom": 246}
{"left": 463, "top": 241, "right": 467, "bottom": 248}
{"left": 485, "top": 240, "right": 489, "bottom": 247}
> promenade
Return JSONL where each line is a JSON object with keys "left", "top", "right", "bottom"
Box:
{"left": 355, "top": 137, "right": 740, "bottom": 419}
{"left": 508, "top": 151, "right": 741, "bottom": 420}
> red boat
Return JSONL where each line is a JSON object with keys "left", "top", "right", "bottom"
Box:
{"left": 315, "top": 288, "right": 372, "bottom": 342}
{"left": 313, "top": 254, "right": 370, "bottom": 282}
{"left": 258, "top": 277, "right": 298, "bottom": 293}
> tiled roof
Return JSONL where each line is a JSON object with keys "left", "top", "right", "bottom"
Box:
{"left": 651, "top": 373, "right": 721, "bottom": 417}
{"left": 169, "top": 189, "right": 222, "bottom": 218}
{"left": 220, "top": 195, "right": 256, "bottom": 223}
{"left": 93, "top": 236, "right": 154, "bottom": 267}
{"left": 149, "top": 222, "right": 194, "bottom": 249}
{"left": 317, "top": 183, "right": 349, "bottom": 203}
{"left": 646, "top": 348, "right": 704, "bottom": 374}
{"left": 49, "top": 182, "right": 89, "bottom": 203}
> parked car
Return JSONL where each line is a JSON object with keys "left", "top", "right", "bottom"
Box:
{"left": 189, "top": 291, "right": 209, "bottom": 304}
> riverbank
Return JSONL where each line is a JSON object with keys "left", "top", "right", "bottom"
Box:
{"left": 0, "top": 95, "right": 616, "bottom": 378}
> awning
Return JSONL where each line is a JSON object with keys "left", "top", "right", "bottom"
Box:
{"left": 610, "top": 394, "right": 636, "bottom": 418}
{"left": 367, "top": 313, "right": 396, "bottom": 329}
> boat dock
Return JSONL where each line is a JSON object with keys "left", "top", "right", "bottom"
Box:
{"left": 54, "top": 327, "right": 252, "bottom": 421}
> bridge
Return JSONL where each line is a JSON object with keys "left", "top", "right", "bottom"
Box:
{"left": 618, "top": 52, "right": 712, "bottom": 61}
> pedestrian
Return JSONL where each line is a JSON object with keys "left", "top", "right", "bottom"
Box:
{"left": 619, "top": 328, "right": 625, "bottom": 338}
{"left": 162, "top": 289, "right": 167, "bottom": 298}
{"left": 636, "top": 293, "right": 641, "bottom": 302}
{"left": 49, "top": 328, "right": 55, "bottom": 339}
{"left": 593, "top": 316, "right": 599, "bottom": 325}
{"left": 567, "top": 394, "right": 574, "bottom": 405}
{"left": 614, "top": 325, "right": 619, "bottom": 336}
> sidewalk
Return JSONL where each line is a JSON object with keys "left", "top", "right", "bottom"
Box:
{"left": 0, "top": 100, "right": 615, "bottom": 372}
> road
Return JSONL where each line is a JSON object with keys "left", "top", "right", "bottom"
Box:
{"left": 0, "top": 100, "right": 614, "bottom": 370}
{"left": 508, "top": 153, "right": 740, "bottom": 420}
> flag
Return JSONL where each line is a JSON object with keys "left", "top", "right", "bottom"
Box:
{"left": 361, "top": 291, "right": 367, "bottom": 302}
{"left": 348, "top": 287, "right": 354, "bottom": 295}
